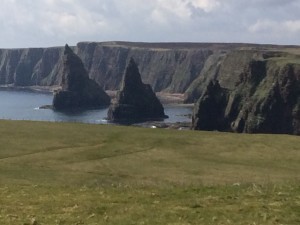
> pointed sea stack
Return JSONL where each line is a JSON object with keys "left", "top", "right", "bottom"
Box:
{"left": 53, "top": 44, "right": 110, "bottom": 110}
{"left": 107, "top": 58, "right": 168, "bottom": 121}
{"left": 192, "top": 80, "right": 229, "bottom": 131}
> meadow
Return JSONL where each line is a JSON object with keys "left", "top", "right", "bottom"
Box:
{"left": 0, "top": 120, "right": 299, "bottom": 225}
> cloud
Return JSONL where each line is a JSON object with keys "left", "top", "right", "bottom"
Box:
{"left": 156, "top": 0, "right": 193, "bottom": 20}
{"left": 249, "top": 20, "right": 278, "bottom": 33}
{"left": 155, "top": 0, "right": 220, "bottom": 18}
{"left": 190, "top": 0, "right": 220, "bottom": 12}
{"left": 0, "top": 0, "right": 299, "bottom": 48}
{"left": 284, "top": 20, "right": 300, "bottom": 33}
{"left": 249, "top": 19, "right": 300, "bottom": 34}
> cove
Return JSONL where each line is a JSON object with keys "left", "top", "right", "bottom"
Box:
{"left": 0, "top": 90, "right": 192, "bottom": 126}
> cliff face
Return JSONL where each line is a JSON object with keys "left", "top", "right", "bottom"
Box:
{"left": 1, "top": 42, "right": 297, "bottom": 96}
{"left": 1, "top": 41, "right": 299, "bottom": 134}
{"left": 0, "top": 42, "right": 215, "bottom": 93}
{"left": 192, "top": 50, "right": 300, "bottom": 135}
{"left": 76, "top": 42, "right": 213, "bottom": 92}
{"left": 0, "top": 47, "right": 64, "bottom": 86}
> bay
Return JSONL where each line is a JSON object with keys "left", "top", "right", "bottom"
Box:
{"left": 0, "top": 90, "right": 193, "bottom": 125}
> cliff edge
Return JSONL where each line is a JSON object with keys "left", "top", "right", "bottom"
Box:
{"left": 192, "top": 50, "right": 300, "bottom": 135}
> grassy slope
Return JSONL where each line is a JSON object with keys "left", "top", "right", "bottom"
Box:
{"left": 0, "top": 120, "right": 299, "bottom": 225}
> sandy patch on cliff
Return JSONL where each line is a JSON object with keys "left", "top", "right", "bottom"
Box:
{"left": 106, "top": 90, "right": 185, "bottom": 105}
{"left": 155, "top": 92, "right": 185, "bottom": 104}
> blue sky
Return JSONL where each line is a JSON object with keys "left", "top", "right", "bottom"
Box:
{"left": 1, "top": 0, "right": 300, "bottom": 48}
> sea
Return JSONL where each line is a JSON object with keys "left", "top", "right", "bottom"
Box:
{"left": 0, "top": 89, "right": 193, "bottom": 125}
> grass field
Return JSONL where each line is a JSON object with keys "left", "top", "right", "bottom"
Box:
{"left": 0, "top": 120, "right": 299, "bottom": 225}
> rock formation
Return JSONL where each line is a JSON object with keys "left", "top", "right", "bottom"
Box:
{"left": 0, "top": 42, "right": 276, "bottom": 93}
{"left": 52, "top": 44, "right": 110, "bottom": 110}
{"left": 107, "top": 58, "right": 167, "bottom": 121}
{"left": 192, "top": 50, "right": 300, "bottom": 135}
{"left": 1, "top": 41, "right": 300, "bottom": 134}
{"left": 192, "top": 80, "right": 228, "bottom": 131}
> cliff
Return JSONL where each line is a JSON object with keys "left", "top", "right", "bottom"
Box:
{"left": 1, "top": 42, "right": 294, "bottom": 94}
{"left": 0, "top": 47, "right": 64, "bottom": 86}
{"left": 1, "top": 41, "right": 299, "bottom": 134}
{"left": 192, "top": 50, "right": 300, "bottom": 135}
{"left": 0, "top": 42, "right": 214, "bottom": 92}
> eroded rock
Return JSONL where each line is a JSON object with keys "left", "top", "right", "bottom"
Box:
{"left": 53, "top": 44, "right": 110, "bottom": 110}
{"left": 107, "top": 58, "right": 167, "bottom": 121}
{"left": 192, "top": 51, "right": 300, "bottom": 135}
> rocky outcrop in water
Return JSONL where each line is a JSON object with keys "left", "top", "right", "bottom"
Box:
{"left": 192, "top": 50, "right": 300, "bottom": 135}
{"left": 107, "top": 58, "right": 167, "bottom": 121}
{"left": 52, "top": 44, "right": 110, "bottom": 110}
{"left": 192, "top": 80, "right": 229, "bottom": 131}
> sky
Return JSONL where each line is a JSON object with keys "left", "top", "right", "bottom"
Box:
{"left": 1, "top": 0, "right": 300, "bottom": 48}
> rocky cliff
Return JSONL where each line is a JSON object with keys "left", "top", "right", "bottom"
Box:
{"left": 0, "top": 47, "right": 64, "bottom": 86}
{"left": 76, "top": 42, "right": 217, "bottom": 93}
{"left": 192, "top": 50, "right": 300, "bottom": 135}
{"left": 1, "top": 42, "right": 287, "bottom": 93}
{"left": 1, "top": 41, "right": 299, "bottom": 134}
{"left": 0, "top": 42, "right": 216, "bottom": 93}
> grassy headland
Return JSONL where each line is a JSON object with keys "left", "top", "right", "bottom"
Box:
{"left": 0, "top": 120, "right": 299, "bottom": 224}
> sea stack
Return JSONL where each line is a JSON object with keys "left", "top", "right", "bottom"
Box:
{"left": 107, "top": 58, "right": 167, "bottom": 121}
{"left": 53, "top": 44, "right": 110, "bottom": 110}
{"left": 192, "top": 80, "right": 229, "bottom": 131}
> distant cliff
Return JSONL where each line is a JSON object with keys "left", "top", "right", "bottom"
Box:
{"left": 2, "top": 41, "right": 296, "bottom": 94}
{"left": 0, "top": 47, "right": 64, "bottom": 86}
{"left": 0, "top": 42, "right": 216, "bottom": 93}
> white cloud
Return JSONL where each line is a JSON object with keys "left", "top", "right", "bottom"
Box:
{"left": 151, "top": 0, "right": 220, "bottom": 21}
{"left": 148, "top": 0, "right": 221, "bottom": 29}
{"left": 40, "top": 6, "right": 108, "bottom": 37}
{"left": 156, "top": 0, "right": 192, "bottom": 20}
{"left": 248, "top": 20, "right": 278, "bottom": 33}
{"left": 249, "top": 19, "right": 300, "bottom": 33}
{"left": 284, "top": 20, "right": 300, "bottom": 33}
{"left": 191, "top": 0, "right": 221, "bottom": 12}
{"left": 0, "top": 0, "right": 300, "bottom": 47}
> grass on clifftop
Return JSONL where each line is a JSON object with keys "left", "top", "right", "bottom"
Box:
{"left": 0, "top": 120, "right": 299, "bottom": 225}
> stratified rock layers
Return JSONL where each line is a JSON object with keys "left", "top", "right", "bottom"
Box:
{"left": 0, "top": 42, "right": 215, "bottom": 93}
{"left": 107, "top": 58, "right": 167, "bottom": 121}
{"left": 53, "top": 45, "right": 110, "bottom": 110}
{"left": 192, "top": 50, "right": 300, "bottom": 135}
{"left": 0, "top": 41, "right": 299, "bottom": 134}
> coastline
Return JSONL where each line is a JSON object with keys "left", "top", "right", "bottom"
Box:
{"left": 0, "top": 85, "right": 58, "bottom": 94}
{"left": 0, "top": 86, "right": 191, "bottom": 105}
{"left": 107, "top": 90, "right": 190, "bottom": 105}
{"left": 0, "top": 86, "right": 193, "bottom": 129}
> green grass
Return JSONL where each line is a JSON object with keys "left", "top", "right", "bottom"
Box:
{"left": 268, "top": 54, "right": 300, "bottom": 66}
{"left": 0, "top": 120, "right": 299, "bottom": 224}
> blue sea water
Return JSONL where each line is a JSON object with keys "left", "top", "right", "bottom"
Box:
{"left": 0, "top": 90, "right": 193, "bottom": 124}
